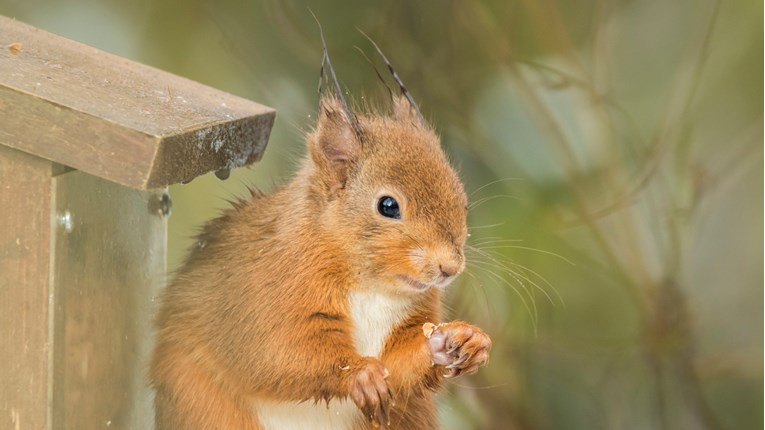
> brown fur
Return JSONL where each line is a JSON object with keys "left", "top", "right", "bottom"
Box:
{"left": 150, "top": 95, "right": 491, "bottom": 429}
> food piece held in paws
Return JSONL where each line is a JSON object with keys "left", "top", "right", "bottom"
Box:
{"left": 422, "top": 322, "right": 438, "bottom": 338}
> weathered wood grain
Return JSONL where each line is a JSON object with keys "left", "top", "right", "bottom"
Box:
{"left": 0, "top": 15, "right": 275, "bottom": 189}
{"left": 0, "top": 146, "right": 54, "bottom": 430}
{"left": 50, "top": 170, "right": 167, "bottom": 429}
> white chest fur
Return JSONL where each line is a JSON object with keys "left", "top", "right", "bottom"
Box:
{"left": 253, "top": 289, "right": 412, "bottom": 430}
{"left": 348, "top": 289, "right": 412, "bottom": 357}
{"left": 255, "top": 399, "right": 358, "bottom": 430}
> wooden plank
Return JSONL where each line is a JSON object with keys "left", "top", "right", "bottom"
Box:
{"left": 0, "top": 146, "right": 54, "bottom": 430}
{"left": 0, "top": 16, "right": 275, "bottom": 189}
{"left": 50, "top": 170, "right": 167, "bottom": 429}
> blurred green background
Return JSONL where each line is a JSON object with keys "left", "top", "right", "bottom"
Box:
{"left": 3, "top": 0, "right": 761, "bottom": 428}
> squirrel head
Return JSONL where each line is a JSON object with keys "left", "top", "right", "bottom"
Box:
{"left": 305, "top": 94, "right": 467, "bottom": 296}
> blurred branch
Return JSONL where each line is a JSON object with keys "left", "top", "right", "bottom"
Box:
{"left": 511, "top": 57, "right": 648, "bottom": 151}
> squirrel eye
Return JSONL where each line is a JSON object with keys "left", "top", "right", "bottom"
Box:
{"left": 377, "top": 196, "right": 401, "bottom": 219}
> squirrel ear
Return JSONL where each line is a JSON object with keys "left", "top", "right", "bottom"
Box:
{"left": 309, "top": 96, "right": 362, "bottom": 192}
{"left": 392, "top": 94, "right": 427, "bottom": 128}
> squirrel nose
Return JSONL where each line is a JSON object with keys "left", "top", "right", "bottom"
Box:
{"left": 439, "top": 262, "right": 461, "bottom": 278}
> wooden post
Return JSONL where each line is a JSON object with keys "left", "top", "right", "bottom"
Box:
{"left": 0, "top": 16, "right": 275, "bottom": 430}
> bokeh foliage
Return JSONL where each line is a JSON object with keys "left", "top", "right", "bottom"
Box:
{"left": 4, "top": 0, "right": 761, "bottom": 428}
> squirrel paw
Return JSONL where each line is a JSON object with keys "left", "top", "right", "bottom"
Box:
{"left": 349, "top": 357, "right": 393, "bottom": 428}
{"left": 423, "top": 321, "right": 492, "bottom": 378}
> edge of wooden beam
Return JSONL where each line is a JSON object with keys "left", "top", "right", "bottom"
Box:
{"left": 0, "top": 16, "right": 276, "bottom": 190}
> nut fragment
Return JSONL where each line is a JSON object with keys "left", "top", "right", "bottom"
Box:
{"left": 8, "top": 42, "right": 22, "bottom": 55}
{"left": 422, "top": 322, "right": 437, "bottom": 338}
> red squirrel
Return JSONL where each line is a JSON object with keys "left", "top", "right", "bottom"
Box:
{"left": 150, "top": 41, "right": 492, "bottom": 429}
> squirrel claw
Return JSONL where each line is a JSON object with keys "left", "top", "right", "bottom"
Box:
{"left": 350, "top": 358, "right": 393, "bottom": 428}
{"left": 445, "top": 353, "right": 469, "bottom": 369}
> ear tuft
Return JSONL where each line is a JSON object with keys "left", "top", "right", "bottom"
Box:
{"left": 392, "top": 94, "right": 427, "bottom": 128}
{"left": 309, "top": 96, "right": 362, "bottom": 193}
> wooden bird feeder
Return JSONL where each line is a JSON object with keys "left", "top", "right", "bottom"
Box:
{"left": 0, "top": 16, "right": 275, "bottom": 429}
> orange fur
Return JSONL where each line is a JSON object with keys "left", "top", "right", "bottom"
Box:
{"left": 150, "top": 95, "right": 491, "bottom": 429}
